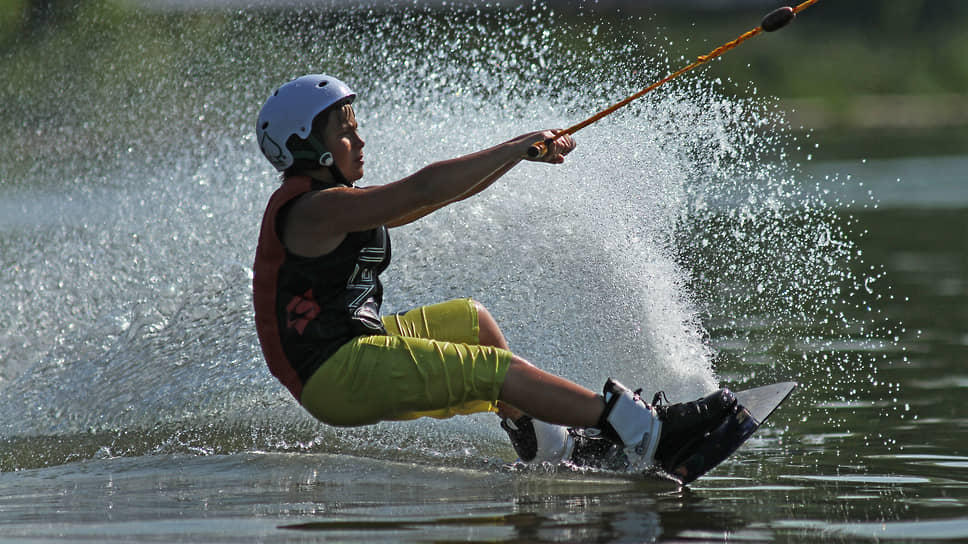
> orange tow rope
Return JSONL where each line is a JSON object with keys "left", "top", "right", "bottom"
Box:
{"left": 529, "top": 0, "right": 822, "bottom": 158}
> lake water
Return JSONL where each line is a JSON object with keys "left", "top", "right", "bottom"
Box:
{"left": 1, "top": 4, "right": 965, "bottom": 543}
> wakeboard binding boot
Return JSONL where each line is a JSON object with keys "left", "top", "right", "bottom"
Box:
{"left": 501, "top": 414, "right": 625, "bottom": 468}
{"left": 500, "top": 379, "right": 738, "bottom": 478}
{"left": 501, "top": 414, "right": 575, "bottom": 465}
{"left": 650, "top": 387, "right": 740, "bottom": 474}
{"left": 595, "top": 378, "right": 739, "bottom": 475}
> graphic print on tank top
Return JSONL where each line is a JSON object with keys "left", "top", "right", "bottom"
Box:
{"left": 285, "top": 289, "right": 321, "bottom": 335}
{"left": 345, "top": 225, "right": 389, "bottom": 330}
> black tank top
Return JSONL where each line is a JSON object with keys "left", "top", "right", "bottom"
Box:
{"left": 253, "top": 176, "right": 391, "bottom": 399}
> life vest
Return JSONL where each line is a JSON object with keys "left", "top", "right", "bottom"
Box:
{"left": 253, "top": 176, "right": 391, "bottom": 399}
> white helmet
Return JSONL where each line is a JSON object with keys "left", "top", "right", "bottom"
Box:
{"left": 256, "top": 74, "right": 356, "bottom": 171}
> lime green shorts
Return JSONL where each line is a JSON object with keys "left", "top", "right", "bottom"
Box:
{"left": 300, "top": 298, "right": 513, "bottom": 426}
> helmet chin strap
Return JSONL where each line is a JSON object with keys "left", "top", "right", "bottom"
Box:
{"left": 317, "top": 151, "right": 350, "bottom": 186}
{"left": 327, "top": 163, "right": 350, "bottom": 187}
{"left": 296, "top": 137, "right": 352, "bottom": 187}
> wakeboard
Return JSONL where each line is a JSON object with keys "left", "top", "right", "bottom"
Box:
{"left": 654, "top": 381, "right": 797, "bottom": 484}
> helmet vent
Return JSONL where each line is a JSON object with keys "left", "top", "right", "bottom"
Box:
{"left": 261, "top": 121, "right": 269, "bottom": 130}
{"left": 317, "top": 81, "right": 328, "bottom": 88}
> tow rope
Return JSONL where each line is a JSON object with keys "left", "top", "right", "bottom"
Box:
{"left": 529, "top": 0, "right": 822, "bottom": 158}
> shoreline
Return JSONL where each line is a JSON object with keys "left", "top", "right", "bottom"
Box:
{"left": 780, "top": 94, "right": 968, "bottom": 131}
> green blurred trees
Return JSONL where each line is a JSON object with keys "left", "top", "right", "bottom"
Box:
{"left": 6, "top": 0, "right": 79, "bottom": 36}
{"left": 2, "top": 0, "right": 966, "bottom": 100}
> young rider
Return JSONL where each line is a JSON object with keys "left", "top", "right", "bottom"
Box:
{"left": 252, "top": 74, "right": 736, "bottom": 472}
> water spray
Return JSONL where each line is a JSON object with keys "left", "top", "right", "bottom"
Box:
{"left": 529, "top": 0, "right": 820, "bottom": 158}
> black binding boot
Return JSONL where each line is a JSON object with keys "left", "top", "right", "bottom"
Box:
{"left": 501, "top": 382, "right": 739, "bottom": 475}
{"left": 578, "top": 381, "right": 739, "bottom": 473}
{"left": 500, "top": 415, "right": 540, "bottom": 462}
{"left": 651, "top": 388, "right": 739, "bottom": 473}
